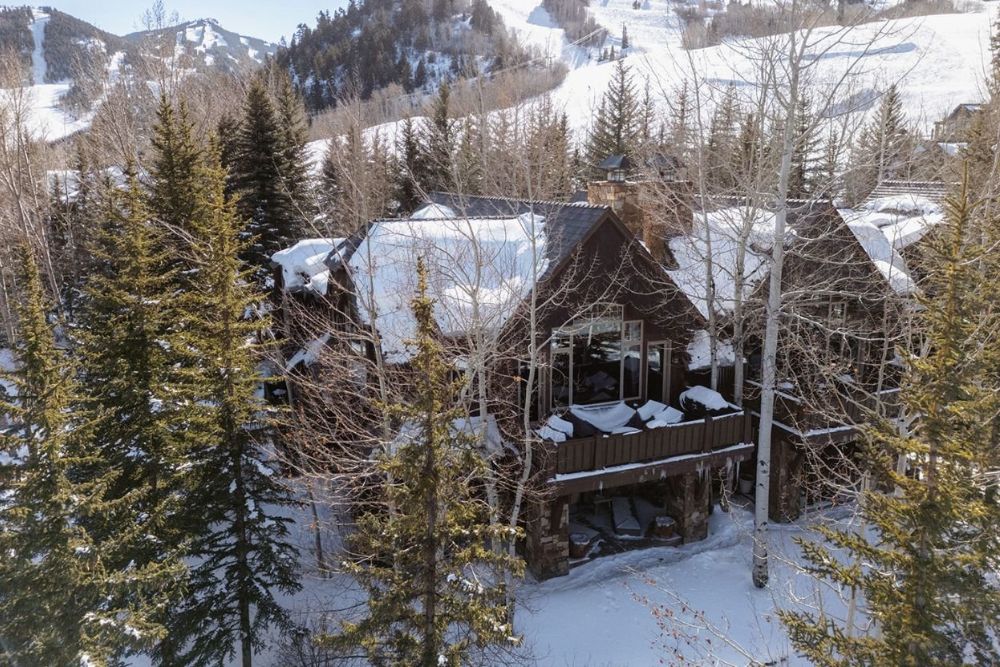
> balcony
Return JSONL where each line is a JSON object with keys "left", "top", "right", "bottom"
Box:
{"left": 746, "top": 380, "right": 901, "bottom": 443}
{"left": 540, "top": 410, "right": 754, "bottom": 495}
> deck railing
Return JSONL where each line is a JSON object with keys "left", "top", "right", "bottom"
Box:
{"left": 549, "top": 410, "right": 750, "bottom": 476}
{"left": 746, "top": 381, "right": 901, "bottom": 434}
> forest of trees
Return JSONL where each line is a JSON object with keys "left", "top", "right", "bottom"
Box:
{"left": 275, "top": 0, "right": 539, "bottom": 111}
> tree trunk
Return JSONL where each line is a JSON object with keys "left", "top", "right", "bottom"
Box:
{"left": 421, "top": 412, "right": 439, "bottom": 666}
{"left": 753, "top": 34, "right": 800, "bottom": 589}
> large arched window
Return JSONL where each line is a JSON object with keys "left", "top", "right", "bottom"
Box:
{"left": 550, "top": 304, "right": 642, "bottom": 407}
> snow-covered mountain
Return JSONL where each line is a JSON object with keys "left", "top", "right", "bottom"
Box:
{"left": 0, "top": 7, "right": 273, "bottom": 141}
{"left": 125, "top": 17, "right": 276, "bottom": 72}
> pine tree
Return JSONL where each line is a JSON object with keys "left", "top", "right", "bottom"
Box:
{"left": 734, "top": 111, "right": 762, "bottom": 186}
{"left": 779, "top": 183, "right": 1000, "bottom": 666}
{"left": 621, "top": 23, "right": 630, "bottom": 50}
{"left": 160, "top": 148, "right": 300, "bottom": 667}
{"left": 422, "top": 81, "right": 455, "bottom": 193}
{"left": 0, "top": 245, "right": 176, "bottom": 665}
{"left": 668, "top": 81, "right": 692, "bottom": 163}
{"left": 325, "top": 258, "right": 523, "bottom": 665}
{"left": 705, "top": 84, "right": 739, "bottom": 192}
{"left": 75, "top": 173, "right": 192, "bottom": 628}
{"left": 274, "top": 73, "right": 314, "bottom": 226}
{"left": 788, "top": 95, "right": 820, "bottom": 199}
{"left": 453, "top": 116, "right": 484, "bottom": 194}
{"left": 149, "top": 95, "right": 200, "bottom": 236}
{"left": 850, "top": 84, "right": 907, "bottom": 201}
{"left": 817, "top": 127, "right": 842, "bottom": 199}
{"left": 586, "top": 59, "right": 640, "bottom": 171}
{"left": 217, "top": 112, "right": 242, "bottom": 193}
{"left": 229, "top": 79, "right": 302, "bottom": 281}
{"left": 396, "top": 115, "right": 426, "bottom": 212}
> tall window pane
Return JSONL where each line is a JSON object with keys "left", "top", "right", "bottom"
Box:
{"left": 622, "top": 321, "right": 642, "bottom": 399}
{"left": 572, "top": 320, "right": 621, "bottom": 404}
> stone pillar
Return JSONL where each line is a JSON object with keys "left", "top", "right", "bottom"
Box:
{"left": 663, "top": 471, "right": 711, "bottom": 543}
{"left": 526, "top": 495, "right": 570, "bottom": 579}
{"left": 769, "top": 436, "right": 804, "bottom": 522}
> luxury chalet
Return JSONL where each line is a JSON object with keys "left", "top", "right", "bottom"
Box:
{"left": 271, "top": 161, "right": 944, "bottom": 578}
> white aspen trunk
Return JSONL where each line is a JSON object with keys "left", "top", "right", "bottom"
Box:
{"left": 683, "top": 58, "right": 720, "bottom": 390}
{"left": 753, "top": 29, "right": 801, "bottom": 589}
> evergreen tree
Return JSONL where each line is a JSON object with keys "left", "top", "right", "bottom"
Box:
{"left": 326, "top": 259, "right": 522, "bottom": 665}
{"left": 414, "top": 57, "right": 428, "bottom": 89}
{"left": 149, "top": 95, "right": 200, "bottom": 236}
{"left": 586, "top": 59, "right": 640, "bottom": 171}
{"left": 668, "top": 80, "right": 692, "bottom": 163}
{"left": 75, "top": 173, "right": 192, "bottom": 630}
{"left": 274, "top": 73, "right": 315, "bottom": 225}
{"left": 705, "top": 84, "right": 739, "bottom": 192}
{"left": 779, "top": 184, "right": 1000, "bottom": 666}
{"left": 850, "top": 84, "right": 908, "bottom": 201}
{"left": 788, "top": 95, "right": 820, "bottom": 199}
{"left": 453, "top": 116, "right": 484, "bottom": 194}
{"left": 422, "top": 81, "right": 455, "bottom": 193}
{"left": 229, "top": 80, "right": 302, "bottom": 281}
{"left": 217, "top": 112, "right": 242, "bottom": 192}
{"left": 734, "top": 111, "right": 762, "bottom": 186}
{"left": 319, "top": 138, "right": 345, "bottom": 216}
{"left": 0, "top": 245, "right": 175, "bottom": 665}
{"left": 396, "top": 115, "right": 426, "bottom": 212}
{"left": 621, "top": 23, "right": 630, "bottom": 50}
{"left": 160, "top": 148, "right": 300, "bottom": 667}
{"left": 817, "top": 127, "right": 842, "bottom": 199}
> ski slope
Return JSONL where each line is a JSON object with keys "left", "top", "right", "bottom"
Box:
{"left": 1, "top": 8, "right": 101, "bottom": 142}
{"left": 498, "top": 0, "right": 996, "bottom": 136}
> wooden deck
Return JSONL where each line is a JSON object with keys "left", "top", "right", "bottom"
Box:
{"left": 542, "top": 410, "right": 754, "bottom": 495}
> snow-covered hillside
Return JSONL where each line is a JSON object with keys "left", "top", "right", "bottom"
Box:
{"left": 490, "top": 0, "right": 996, "bottom": 136}
{"left": 4, "top": 8, "right": 115, "bottom": 141}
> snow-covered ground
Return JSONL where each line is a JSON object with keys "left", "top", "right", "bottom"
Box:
{"left": 519, "top": 505, "right": 846, "bottom": 666}
{"left": 537, "top": 0, "right": 997, "bottom": 136}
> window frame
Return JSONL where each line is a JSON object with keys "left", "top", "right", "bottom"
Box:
{"left": 645, "top": 339, "right": 673, "bottom": 405}
{"left": 547, "top": 306, "right": 644, "bottom": 409}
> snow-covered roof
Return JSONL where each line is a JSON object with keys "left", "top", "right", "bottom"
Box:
{"left": 837, "top": 194, "right": 944, "bottom": 295}
{"left": 338, "top": 212, "right": 548, "bottom": 364}
{"left": 285, "top": 332, "right": 332, "bottom": 371}
{"left": 271, "top": 238, "right": 343, "bottom": 296}
{"left": 686, "top": 329, "right": 735, "bottom": 371}
{"left": 667, "top": 206, "right": 775, "bottom": 319}
{"left": 842, "top": 218, "right": 916, "bottom": 295}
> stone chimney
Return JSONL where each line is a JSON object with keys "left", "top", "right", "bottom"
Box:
{"left": 587, "top": 154, "right": 693, "bottom": 262}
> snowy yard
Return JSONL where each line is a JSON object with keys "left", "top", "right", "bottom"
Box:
{"left": 270, "top": 488, "right": 852, "bottom": 666}
{"left": 518, "top": 505, "right": 841, "bottom": 666}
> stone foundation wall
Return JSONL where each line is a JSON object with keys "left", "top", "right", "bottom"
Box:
{"left": 526, "top": 495, "right": 569, "bottom": 580}
{"left": 769, "top": 437, "right": 804, "bottom": 522}
{"left": 663, "top": 471, "right": 711, "bottom": 542}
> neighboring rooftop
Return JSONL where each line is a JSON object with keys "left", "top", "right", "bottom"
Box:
{"left": 862, "top": 180, "right": 951, "bottom": 207}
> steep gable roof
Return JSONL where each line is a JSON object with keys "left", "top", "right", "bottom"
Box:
{"left": 424, "top": 192, "right": 612, "bottom": 275}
